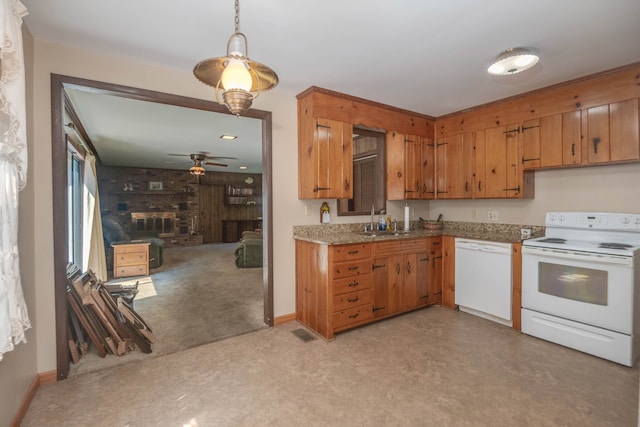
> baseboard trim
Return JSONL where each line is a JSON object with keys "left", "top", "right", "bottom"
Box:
{"left": 10, "top": 370, "right": 57, "bottom": 427}
{"left": 274, "top": 313, "right": 296, "bottom": 325}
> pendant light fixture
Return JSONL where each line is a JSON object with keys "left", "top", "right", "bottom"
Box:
{"left": 488, "top": 47, "right": 539, "bottom": 75}
{"left": 193, "top": 0, "right": 279, "bottom": 116}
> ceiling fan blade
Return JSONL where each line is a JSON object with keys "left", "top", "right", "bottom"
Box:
{"left": 204, "top": 155, "right": 237, "bottom": 160}
{"left": 203, "top": 161, "right": 228, "bottom": 167}
{"left": 167, "top": 153, "right": 190, "bottom": 157}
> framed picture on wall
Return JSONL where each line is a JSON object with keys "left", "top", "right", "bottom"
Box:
{"left": 149, "top": 181, "right": 163, "bottom": 191}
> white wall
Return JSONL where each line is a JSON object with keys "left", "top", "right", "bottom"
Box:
{"left": 428, "top": 164, "right": 640, "bottom": 224}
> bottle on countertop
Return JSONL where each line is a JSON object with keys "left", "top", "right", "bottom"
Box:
{"left": 378, "top": 209, "right": 387, "bottom": 231}
{"left": 320, "top": 202, "right": 331, "bottom": 224}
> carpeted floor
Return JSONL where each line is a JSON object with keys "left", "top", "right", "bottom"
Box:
{"left": 69, "top": 243, "right": 266, "bottom": 377}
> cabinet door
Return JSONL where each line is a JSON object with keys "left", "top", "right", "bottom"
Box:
{"left": 386, "top": 131, "right": 406, "bottom": 200}
{"left": 479, "top": 124, "right": 520, "bottom": 198}
{"left": 521, "top": 118, "right": 541, "bottom": 169}
{"left": 427, "top": 242, "right": 442, "bottom": 305}
{"left": 435, "top": 134, "right": 469, "bottom": 199}
{"left": 610, "top": 98, "right": 640, "bottom": 161}
{"left": 587, "top": 100, "right": 640, "bottom": 163}
{"left": 562, "top": 110, "right": 582, "bottom": 165}
{"left": 586, "top": 99, "right": 640, "bottom": 163}
{"left": 480, "top": 125, "right": 509, "bottom": 198}
{"left": 415, "top": 252, "right": 431, "bottom": 307}
{"left": 474, "top": 129, "right": 486, "bottom": 198}
{"left": 404, "top": 135, "right": 422, "bottom": 199}
{"left": 420, "top": 137, "right": 436, "bottom": 199}
{"left": 372, "top": 255, "right": 403, "bottom": 318}
{"left": 441, "top": 236, "right": 456, "bottom": 308}
{"left": 298, "top": 117, "right": 353, "bottom": 199}
{"left": 539, "top": 114, "right": 563, "bottom": 167}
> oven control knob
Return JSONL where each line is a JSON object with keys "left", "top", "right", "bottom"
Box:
{"left": 634, "top": 217, "right": 640, "bottom": 225}
{"left": 548, "top": 214, "right": 557, "bottom": 222}
{"left": 559, "top": 215, "right": 565, "bottom": 222}
{"left": 622, "top": 217, "right": 630, "bottom": 224}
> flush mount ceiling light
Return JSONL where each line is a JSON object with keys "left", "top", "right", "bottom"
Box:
{"left": 193, "top": 0, "right": 279, "bottom": 116}
{"left": 488, "top": 47, "right": 539, "bottom": 75}
{"left": 220, "top": 134, "right": 237, "bottom": 140}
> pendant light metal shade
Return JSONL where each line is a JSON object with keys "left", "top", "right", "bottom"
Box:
{"left": 193, "top": 0, "right": 278, "bottom": 116}
{"left": 488, "top": 47, "right": 539, "bottom": 75}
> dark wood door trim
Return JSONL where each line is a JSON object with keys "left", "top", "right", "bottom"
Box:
{"left": 50, "top": 74, "right": 274, "bottom": 380}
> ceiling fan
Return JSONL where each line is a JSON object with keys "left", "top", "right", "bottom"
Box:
{"left": 168, "top": 152, "right": 237, "bottom": 167}
{"left": 167, "top": 152, "right": 237, "bottom": 176}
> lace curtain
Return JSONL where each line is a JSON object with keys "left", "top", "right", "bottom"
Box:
{"left": 0, "top": 0, "right": 30, "bottom": 361}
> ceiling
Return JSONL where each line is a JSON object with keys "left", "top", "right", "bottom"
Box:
{"left": 23, "top": 0, "right": 640, "bottom": 172}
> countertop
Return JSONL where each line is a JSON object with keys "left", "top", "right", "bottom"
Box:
{"left": 293, "top": 221, "right": 545, "bottom": 245}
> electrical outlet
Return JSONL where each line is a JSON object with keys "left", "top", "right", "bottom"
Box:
{"left": 304, "top": 204, "right": 311, "bottom": 216}
{"left": 488, "top": 211, "right": 499, "bottom": 221}
{"left": 471, "top": 209, "right": 477, "bottom": 220}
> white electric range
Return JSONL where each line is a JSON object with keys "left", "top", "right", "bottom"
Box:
{"left": 521, "top": 212, "right": 640, "bottom": 366}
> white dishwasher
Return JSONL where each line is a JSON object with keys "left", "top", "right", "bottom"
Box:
{"left": 454, "top": 238, "right": 513, "bottom": 326}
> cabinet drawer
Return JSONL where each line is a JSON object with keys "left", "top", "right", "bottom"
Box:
{"left": 116, "top": 252, "right": 148, "bottom": 266}
{"left": 428, "top": 237, "right": 442, "bottom": 254}
{"left": 115, "top": 264, "right": 147, "bottom": 278}
{"left": 333, "top": 289, "right": 372, "bottom": 312}
{"left": 114, "top": 243, "right": 150, "bottom": 254}
{"left": 333, "top": 304, "right": 373, "bottom": 330}
{"left": 375, "top": 239, "right": 428, "bottom": 256}
{"left": 333, "top": 273, "right": 373, "bottom": 295}
{"left": 332, "top": 259, "right": 372, "bottom": 279}
{"left": 332, "top": 243, "right": 373, "bottom": 262}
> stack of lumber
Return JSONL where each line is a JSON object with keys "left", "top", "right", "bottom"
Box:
{"left": 66, "top": 264, "right": 155, "bottom": 362}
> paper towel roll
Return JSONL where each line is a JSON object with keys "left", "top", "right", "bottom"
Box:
{"left": 404, "top": 205, "right": 410, "bottom": 231}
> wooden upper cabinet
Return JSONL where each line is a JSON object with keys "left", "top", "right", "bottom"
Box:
{"left": 562, "top": 110, "right": 582, "bottom": 165}
{"left": 386, "top": 131, "right": 406, "bottom": 201}
{"left": 420, "top": 137, "right": 436, "bottom": 199}
{"left": 521, "top": 115, "right": 563, "bottom": 169}
{"left": 476, "top": 124, "right": 523, "bottom": 199}
{"left": 435, "top": 133, "right": 473, "bottom": 199}
{"left": 404, "top": 135, "right": 422, "bottom": 200}
{"left": 386, "top": 132, "right": 425, "bottom": 200}
{"left": 587, "top": 99, "right": 640, "bottom": 164}
{"left": 298, "top": 116, "right": 353, "bottom": 199}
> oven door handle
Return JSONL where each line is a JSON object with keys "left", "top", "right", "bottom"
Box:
{"left": 523, "top": 246, "right": 632, "bottom": 266}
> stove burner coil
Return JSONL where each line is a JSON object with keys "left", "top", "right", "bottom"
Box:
{"left": 599, "top": 242, "right": 633, "bottom": 250}
{"left": 538, "top": 238, "right": 567, "bottom": 244}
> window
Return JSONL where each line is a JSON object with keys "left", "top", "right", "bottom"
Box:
{"left": 337, "top": 126, "right": 386, "bottom": 216}
{"left": 67, "top": 147, "right": 83, "bottom": 266}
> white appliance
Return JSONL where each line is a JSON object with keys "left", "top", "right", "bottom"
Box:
{"left": 522, "top": 212, "right": 640, "bottom": 367}
{"left": 455, "top": 239, "right": 513, "bottom": 326}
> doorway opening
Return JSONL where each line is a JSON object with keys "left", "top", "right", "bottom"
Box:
{"left": 51, "top": 74, "right": 274, "bottom": 380}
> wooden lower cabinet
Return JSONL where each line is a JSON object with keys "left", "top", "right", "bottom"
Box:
{"left": 296, "top": 236, "right": 441, "bottom": 339}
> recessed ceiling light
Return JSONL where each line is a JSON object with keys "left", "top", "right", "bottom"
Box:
{"left": 220, "top": 134, "right": 237, "bottom": 140}
{"left": 239, "top": 166, "right": 248, "bottom": 170}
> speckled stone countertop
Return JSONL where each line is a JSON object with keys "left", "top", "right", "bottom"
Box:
{"left": 293, "top": 221, "right": 545, "bottom": 245}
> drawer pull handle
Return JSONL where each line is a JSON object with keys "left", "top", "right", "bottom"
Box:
{"left": 348, "top": 313, "right": 360, "bottom": 319}
{"left": 348, "top": 266, "right": 359, "bottom": 271}
{"left": 419, "top": 295, "right": 429, "bottom": 299}
{"left": 372, "top": 264, "right": 385, "bottom": 270}
{"left": 407, "top": 262, "right": 411, "bottom": 274}
{"left": 347, "top": 296, "right": 359, "bottom": 303}
{"left": 347, "top": 250, "right": 359, "bottom": 255}
{"left": 348, "top": 281, "right": 359, "bottom": 287}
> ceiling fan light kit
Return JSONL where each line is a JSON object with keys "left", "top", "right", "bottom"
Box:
{"left": 189, "top": 164, "right": 206, "bottom": 176}
{"left": 193, "top": 0, "right": 279, "bottom": 116}
{"left": 487, "top": 47, "right": 539, "bottom": 75}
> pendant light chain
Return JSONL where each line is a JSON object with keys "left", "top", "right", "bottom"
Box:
{"left": 234, "top": 0, "right": 240, "bottom": 34}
